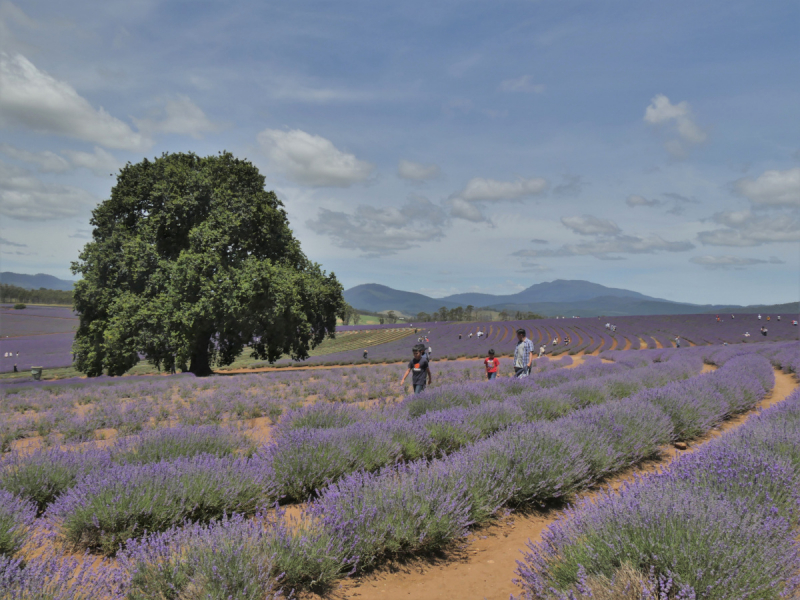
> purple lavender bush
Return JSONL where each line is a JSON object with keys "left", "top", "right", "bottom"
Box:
{"left": 119, "top": 513, "right": 288, "bottom": 600}
{"left": 0, "top": 551, "right": 123, "bottom": 600}
{"left": 0, "top": 446, "right": 112, "bottom": 513}
{"left": 514, "top": 378, "right": 800, "bottom": 600}
{"left": 46, "top": 453, "right": 273, "bottom": 555}
{"left": 0, "top": 489, "right": 36, "bottom": 556}
{"left": 109, "top": 424, "right": 251, "bottom": 464}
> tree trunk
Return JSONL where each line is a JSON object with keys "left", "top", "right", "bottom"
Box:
{"left": 189, "top": 336, "right": 213, "bottom": 376}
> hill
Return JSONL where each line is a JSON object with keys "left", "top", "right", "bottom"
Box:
{"left": 344, "top": 280, "right": 798, "bottom": 317}
{"left": 0, "top": 272, "right": 76, "bottom": 291}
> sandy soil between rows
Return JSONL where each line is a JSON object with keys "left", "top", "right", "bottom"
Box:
{"left": 321, "top": 368, "right": 798, "bottom": 600}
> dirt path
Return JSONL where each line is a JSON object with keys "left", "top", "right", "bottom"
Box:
{"left": 328, "top": 368, "right": 798, "bottom": 600}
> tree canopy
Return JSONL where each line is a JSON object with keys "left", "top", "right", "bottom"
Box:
{"left": 71, "top": 151, "right": 344, "bottom": 376}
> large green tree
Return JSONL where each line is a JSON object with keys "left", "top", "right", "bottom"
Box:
{"left": 71, "top": 151, "right": 345, "bottom": 376}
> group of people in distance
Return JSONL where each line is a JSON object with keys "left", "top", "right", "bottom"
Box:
{"left": 401, "top": 328, "right": 540, "bottom": 394}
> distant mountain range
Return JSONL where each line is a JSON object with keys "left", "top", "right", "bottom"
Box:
{"left": 0, "top": 272, "right": 76, "bottom": 291}
{"left": 345, "top": 280, "right": 799, "bottom": 318}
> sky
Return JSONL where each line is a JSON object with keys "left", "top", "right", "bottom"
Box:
{"left": 0, "top": 0, "right": 798, "bottom": 306}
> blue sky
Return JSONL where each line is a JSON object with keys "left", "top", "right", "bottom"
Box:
{"left": 1, "top": 0, "right": 798, "bottom": 305}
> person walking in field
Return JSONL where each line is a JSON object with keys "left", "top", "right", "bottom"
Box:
{"left": 675, "top": 336, "right": 681, "bottom": 348}
{"left": 538, "top": 344, "right": 545, "bottom": 357}
{"left": 514, "top": 328, "right": 534, "bottom": 378}
{"left": 401, "top": 344, "right": 432, "bottom": 394}
{"left": 363, "top": 349, "right": 368, "bottom": 360}
{"left": 427, "top": 345, "right": 432, "bottom": 359}
{"left": 484, "top": 349, "right": 500, "bottom": 380}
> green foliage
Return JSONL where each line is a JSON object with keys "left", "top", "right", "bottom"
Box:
{"left": 71, "top": 151, "right": 344, "bottom": 376}
{"left": 12, "top": 303, "right": 26, "bottom": 310}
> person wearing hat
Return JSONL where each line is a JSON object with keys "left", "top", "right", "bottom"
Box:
{"left": 513, "top": 328, "right": 534, "bottom": 377}
{"left": 484, "top": 349, "right": 500, "bottom": 380}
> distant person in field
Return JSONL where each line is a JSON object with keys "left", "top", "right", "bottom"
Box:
{"left": 731, "top": 314, "right": 735, "bottom": 319}
{"left": 427, "top": 345, "right": 432, "bottom": 358}
{"left": 538, "top": 344, "right": 545, "bottom": 357}
{"left": 675, "top": 336, "right": 681, "bottom": 348}
{"left": 766, "top": 316, "right": 770, "bottom": 321}
{"left": 401, "top": 344, "right": 431, "bottom": 394}
{"left": 777, "top": 315, "right": 781, "bottom": 321}
{"left": 484, "top": 349, "right": 500, "bottom": 380}
{"left": 743, "top": 331, "right": 750, "bottom": 337}
{"left": 514, "top": 328, "right": 534, "bottom": 377}
{"left": 459, "top": 334, "right": 462, "bottom": 340}
{"left": 792, "top": 320, "right": 797, "bottom": 326}
{"left": 758, "top": 314, "right": 762, "bottom": 320}
{"left": 469, "top": 332, "right": 473, "bottom": 339}
{"left": 363, "top": 349, "right": 368, "bottom": 359}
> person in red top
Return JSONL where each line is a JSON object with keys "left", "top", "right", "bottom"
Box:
{"left": 484, "top": 349, "right": 500, "bottom": 380}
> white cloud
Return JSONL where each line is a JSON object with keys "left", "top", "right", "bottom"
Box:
{"left": 514, "top": 233, "right": 694, "bottom": 259}
{"left": 448, "top": 176, "right": 548, "bottom": 222}
{"left": 500, "top": 75, "right": 545, "bottom": 94}
{"left": 0, "top": 143, "right": 69, "bottom": 172}
{"left": 690, "top": 255, "right": 783, "bottom": 270}
{"left": 626, "top": 194, "right": 662, "bottom": 208}
{"left": 0, "top": 160, "right": 96, "bottom": 220}
{"left": 257, "top": 128, "right": 374, "bottom": 187}
{"left": 697, "top": 210, "right": 800, "bottom": 246}
{"left": 134, "top": 95, "right": 221, "bottom": 139}
{"left": 561, "top": 215, "right": 621, "bottom": 236}
{"left": 61, "top": 146, "right": 120, "bottom": 176}
{"left": 0, "top": 53, "right": 149, "bottom": 150}
{"left": 735, "top": 167, "right": 800, "bottom": 207}
{"left": 448, "top": 197, "right": 486, "bottom": 222}
{"left": 307, "top": 196, "right": 446, "bottom": 256}
{"left": 398, "top": 159, "right": 441, "bottom": 181}
{"left": 644, "top": 94, "right": 706, "bottom": 157}
{"left": 454, "top": 176, "right": 548, "bottom": 203}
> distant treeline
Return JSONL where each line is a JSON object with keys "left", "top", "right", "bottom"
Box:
{"left": 0, "top": 284, "right": 73, "bottom": 306}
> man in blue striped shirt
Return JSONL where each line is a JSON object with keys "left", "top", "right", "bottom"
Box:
{"left": 514, "top": 328, "right": 534, "bottom": 377}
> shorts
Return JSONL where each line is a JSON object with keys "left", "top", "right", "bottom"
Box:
{"left": 414, "top": 384, "right": 426, "bottom": 394}
{"left": 487, "top": 371, "right": 497, "bottom": 380}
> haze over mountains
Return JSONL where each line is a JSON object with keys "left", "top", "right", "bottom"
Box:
{"left": 1, "top": 272, "right": 76, "bottom": 291}
{"left": 345, "top": 280, "right": 798, "bottom": 318}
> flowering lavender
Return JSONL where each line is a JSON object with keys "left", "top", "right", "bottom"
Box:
{"left": 0, "top": 446, "right": 112, "bottom": 513}
{"left": 0, "top": 489, "right": 35, "bottom": 556}
{"left": 0, "top": 550, "right": 123, "bottom": 600}
{"left": 514, "top": 378, "right": 800, "bottom": 600}
{"left": 46, "top": 453, "right": 274, "bottom": 555}
{"left": 109, "top": 424, "right": 251, "bottom": 464}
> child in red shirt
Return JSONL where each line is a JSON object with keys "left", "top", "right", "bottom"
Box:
{"left": 484, "top": 349, "right": 500, "bottom": 380}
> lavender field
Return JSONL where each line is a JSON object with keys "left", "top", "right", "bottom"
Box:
{"left": 2, "top": 308, "right": 797, "bottom": 377}
{"left": 0, "top": 339, "right": 797, "bottom": 598}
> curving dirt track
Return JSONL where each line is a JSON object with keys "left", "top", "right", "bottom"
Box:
{"left": 326, "top": 368, "right": 799, "bottom": 600}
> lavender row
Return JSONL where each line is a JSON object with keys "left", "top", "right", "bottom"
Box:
{"left": 0, "top": 355, "right": 673, "bottom": 529}
{"left": 265, "top": 354, "right": 704, "bottom": 501}
{"left": 110, "top": 353, "right": 773, "bottom": 594}
{"left": 515, "top": 385, "right": 800, "bottom": 599}
{"left": 3, "top": 358, "right": 562, "bottom": 451}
